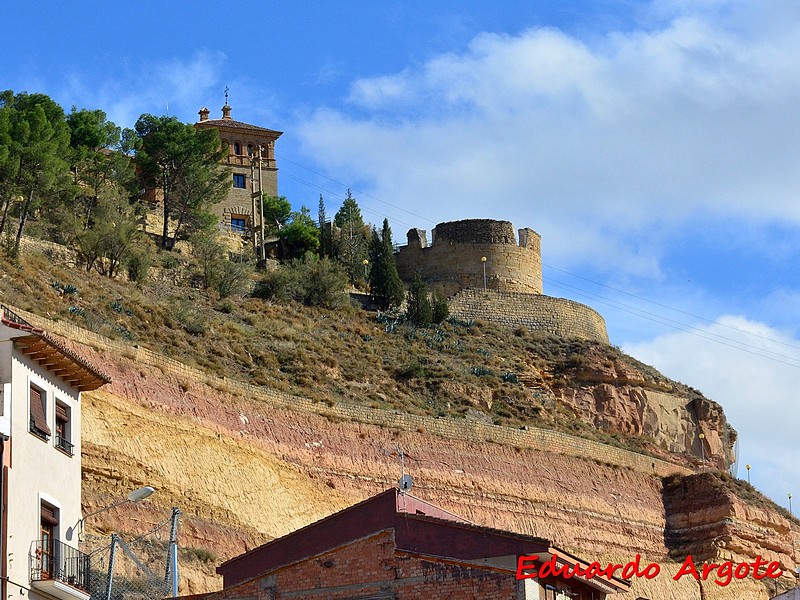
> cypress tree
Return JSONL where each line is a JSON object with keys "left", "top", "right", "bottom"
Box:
{"left": 369, "top": 218, "right": 404, "bottom": 309}
{"left": 406, "top": 273, "right": 433, "bottom": 326}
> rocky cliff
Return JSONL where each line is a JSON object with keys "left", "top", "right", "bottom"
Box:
{"left": 50, "top": 326, "right": 796, "bottom": 599}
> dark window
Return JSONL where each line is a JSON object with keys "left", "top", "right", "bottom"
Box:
{"left": 55, "top": 403, "right": 73, "bottom": 456}
{"left": 247, "top": 143, "right": 254, "bottom": 156}
{"left": 233, "top": 142, "right": 241, "bottom": 155}
{"left": 231, "top": 218, "right": 247, "bottom": 234}
{"left": 233, "top": 174, "right": 246, "bottom": 189}
{"left": 29, "top": 386, "right": 50, "bottom": 440}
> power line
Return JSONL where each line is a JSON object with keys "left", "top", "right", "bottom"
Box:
{"left": 277, "top": 153, "right": 436, "bottom": 225}
{"left": 545, "top": 277, "right": 800, "bottom": 369}
{"left": 543, "top": 262, "right": 800, "bottom": 353}
{"left": 276, "top": 154, "right": 800, "bottom": 368}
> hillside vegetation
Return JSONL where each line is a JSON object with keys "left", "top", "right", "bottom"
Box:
{"left": 4, "top": 247, "right": 690, "bottom": 456}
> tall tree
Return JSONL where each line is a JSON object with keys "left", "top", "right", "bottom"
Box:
{"left": 333, "top": 189, "right": 369, "bottom": 283}
{"left": 280, "top": 206, "right": 320, "bottom": 259}
{"left": 262, "top": 195, "right": 292, "bottom": 236}
{"left": 406, "top": 273, "right": 433, "bottom": 326}
{"left": 0, "top": 91, "right": 71, "bottom": 255}
{"left": 134, "top": 114, "right": 229, "bottom": 249}
{"left": 369, "top": 219, "right": 404, "bottom": 310}
{"left": 62, "top": 107, "right": 136, "bottom": 236}
{"left": 317, "top": 194, "right": 327, "bottom": 258}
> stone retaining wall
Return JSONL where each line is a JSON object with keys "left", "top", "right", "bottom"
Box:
{"left": 8, "top": 305, "right": 684, "bottom": 477}
{"left": 449, "top": 289, "right": 609, "bottom": 343}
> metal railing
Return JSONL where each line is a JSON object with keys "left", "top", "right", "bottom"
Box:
{"left": 30, "top": 538, "right": 91, "bottom": 592}
{"left": 1, "top": 304, "right": 32, "bottom": 327}
{"left": 56, "top": 434, "right": 74, "bottom": 456}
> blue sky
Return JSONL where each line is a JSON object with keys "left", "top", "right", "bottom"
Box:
{"left": 4, "top": 1, "right": 800, "bottom": 508}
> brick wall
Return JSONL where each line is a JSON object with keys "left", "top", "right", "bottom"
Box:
{"left": 197, "top": 530, "right": 520, "bottom": 600}
{"left": 449, "top": 289, "right": 609, "bottom": 343}
{"left": 8, "top": 305, "right": 687, "bottom": 478}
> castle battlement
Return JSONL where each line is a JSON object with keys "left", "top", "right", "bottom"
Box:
{"left": 396, "top": 219, "right": 542, "bottom": 296}
{"left": 395, "top": 218, "right": 609, "bottom": 343}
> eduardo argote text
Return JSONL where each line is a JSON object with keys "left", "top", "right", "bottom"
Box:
{"left": 517, "top": 553, "right": 783, "bottom": 587}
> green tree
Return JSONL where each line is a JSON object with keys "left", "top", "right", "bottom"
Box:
{"left": 369, "top": 219, "right": 404, "bottom": 310}
{"left": 262, "top": 195, "right": 291, "bottom": 236}
{"left": 406, "top": 273, "right": 433, "bottom": 326}
{"left": 61, "top": 107, "right": 137, "bottom": 237}
{"left": 191, "top": 231, "right": 252, "bottom": 298}
{"left": 134, "top": 114, "right": 229, "bottom": 249}
{"left": 431, "top": 289, "right": 450, "bottom": 323}
{"left": 279, "top": 206, "right": 319, "bottom": 259}
{"left": 0, "top": 91, "right": 71, "bottom": 256}
{"left": 253, "top": 255, "right": 348, "bottom": 309}
{"left": 333, "top": 189, "right": 369, "bottom": 284}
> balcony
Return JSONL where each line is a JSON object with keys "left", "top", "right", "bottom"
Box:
{"left": 56, "top": 434, "right": 74, "bottom": 456}
{"left": 30, "top": 539, "right": 91, "bottom": 600}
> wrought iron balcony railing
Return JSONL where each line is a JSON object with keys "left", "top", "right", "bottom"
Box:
{"left": 30, "top": 538, "right": 91, "bottom": 592}
{"left": 56, "top": 434, "right": 74, "bottom": 456}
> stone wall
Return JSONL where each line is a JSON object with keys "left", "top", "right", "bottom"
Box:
{"left": 395, "top": 219, "right": 542, "bottom": 296}
{"left": 449, "top": 288, "right": 609, "bottom": 343}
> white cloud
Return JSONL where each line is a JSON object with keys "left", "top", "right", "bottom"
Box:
{"left": 58, "top": 50, "right": 228, "bottom": 128}
{"left": 296, "top": 2, "right": 800, "bottom": 274}
{"left": 625, "top": 316, "right": 800, "bottom": 506}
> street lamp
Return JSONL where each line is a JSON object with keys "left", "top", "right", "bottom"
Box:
{"left": 481, "top": 256, "right": 487, "bottom": 290}
{"left": 698, "top": 433, "right": 705, "bottom": 471}
{"left": 69, "top": 486, "right": 156, "bottom": 541}
{"left": 363, "top": 259, "right": 369, "bottom": 282}
{"left": 746, "top": 464, "right": 751, "bottom": 485}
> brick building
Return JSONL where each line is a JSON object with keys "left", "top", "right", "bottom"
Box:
{"left": 195, "top": 103, "right": 282, "bottom": 237}
{"left": 180, "top": 489, "right": 629, "bottom": 600}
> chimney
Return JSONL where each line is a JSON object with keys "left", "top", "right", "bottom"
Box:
{"left": 222, "top": 103, "right": 232, "bottom": 120}
{"left": 198, "top": 107, "right": 210, "bottom": 122}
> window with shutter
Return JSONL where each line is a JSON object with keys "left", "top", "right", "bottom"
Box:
{"left": 29, "top": 386, "right": 50, "bottom": 440}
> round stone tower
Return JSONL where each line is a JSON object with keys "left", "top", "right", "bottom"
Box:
{"left": 395, "top": 219, "right": 542, "bottom": 296}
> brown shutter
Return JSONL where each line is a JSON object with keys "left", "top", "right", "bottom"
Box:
{"left": 41, "top": 504, "right": 58, "bottom": 526}
{"left": 55, "top": 403, "right": 69, "bottom": 423}
{"left": 30, "top": 387, "right": 51, "bottom": 436}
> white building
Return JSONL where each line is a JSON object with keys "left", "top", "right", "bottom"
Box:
{"left": 0, "top": 306, "right": 109, "bottom": 600}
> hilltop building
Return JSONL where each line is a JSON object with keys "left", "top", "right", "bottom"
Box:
{"left": 179, "top": 488, "right": 630, "bottom": 600}
{"left": 0, "top": 305, "right": 110, "bottom": 600}
{"left": 396, "top": 219, "right": 609, "bottom": 343}
{"left": 195, "top": 103, "right": 282, "bottom": 237}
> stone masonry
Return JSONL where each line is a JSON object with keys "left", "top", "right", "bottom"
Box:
{"left": 395, "top": 219, "right": 609, "bottom": 343}
{"left": 396, "top": 219, "right": 542, "bottom": 296}
{"left": 449, "top": 289, "right": 610, "bottom": 343}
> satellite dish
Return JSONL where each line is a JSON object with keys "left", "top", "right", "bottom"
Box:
{"left": 399, "top": 474, "right": 413, "bottom": 493}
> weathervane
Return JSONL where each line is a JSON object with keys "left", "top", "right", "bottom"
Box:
{"left": 224, "top": 86, "right": 229, "bottom": 105}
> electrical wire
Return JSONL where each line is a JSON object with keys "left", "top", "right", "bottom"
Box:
{"left": 274, "top": 154, "right": 800, "bottom": 369}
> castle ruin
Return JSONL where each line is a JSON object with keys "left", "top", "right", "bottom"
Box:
{"left": 395, "top": 219, "right": 609, "bottom": 343}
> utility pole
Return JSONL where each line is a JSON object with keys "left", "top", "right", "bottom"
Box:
{"left": 164, "top": 507, "right": 181, "bottom": 597}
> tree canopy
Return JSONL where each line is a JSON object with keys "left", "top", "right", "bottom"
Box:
{"left": 134, "top": 114, "right": 229, "bottom": 249}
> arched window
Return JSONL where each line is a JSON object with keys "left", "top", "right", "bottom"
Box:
{"left": 247, "top": 144, "right": 254, "bottom": 156}
{"left": 234, "top": 142, "right": 241, "bottom": 155}
{"left": 260, "top": 145, "right": 267, "bottom": 157}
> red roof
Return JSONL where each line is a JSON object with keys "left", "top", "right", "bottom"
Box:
{"left": 1, "top": 307, "right": 110, "bottom": 391}
{"left": 216, "top": 488, "right": 630, "bottom": 594}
